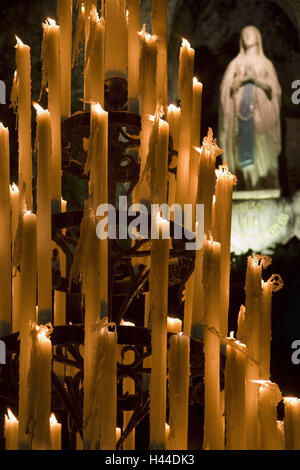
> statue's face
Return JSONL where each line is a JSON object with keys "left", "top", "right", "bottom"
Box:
{"left": 241, "top": 27, "right": 258, "bottom": 49}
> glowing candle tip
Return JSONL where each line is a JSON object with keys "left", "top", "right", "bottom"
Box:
{"left": 182, "top": 38, "right": 191, "bottom": 49}
{"left": 7, "top": 408, "right": 18, "bottom": 422}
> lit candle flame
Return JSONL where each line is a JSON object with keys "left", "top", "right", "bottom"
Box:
{"left": 15, "top": 36, "right": 24, "bottom": 47}
{"left": 193, "top": 76, "right": 202, "bottom": 87}
{"left": 193, "top": 146, "right": 203, "bottom": 155}
{"left": 181, "top": 38, "right": 191, "bottom": 49}
{"left": 50, "top": 413, "right": 58, "bottom": 425}
{"left": 167, "top": 104, "right": 180, "bottom": 113}
{"left": 139, "top": 24, "right": 157, "bottom": 43}
{"left": 46, "top": 18, "right": 57, "bottom": 27}
{"left": 283, "top": 397, "right": 299, "bottom": 404}
{"left": 120, "top": 320, "right": 135, "bottom": 327}
{"left": 90, "top": 4, "right": 99, "bottom": 22}
{"left": 33, "top": 102, "right": 46, "bottom": 114}
{"left": 93, "top": 102, "right": 105, "bottom": 114}
{"left": 36, "top": 324, "right": 51, "bottom": 341}
{"left": 81, "top": 3, "right": 85, "bottom": 14}
{"left": 6, "top": 408, "right": 18, "bottom": 422}
{"left": 10, "top": 183, "right": 19, "bottom": 193}
{"left": 252, "top": 379, "right": 272, "bottom": 385}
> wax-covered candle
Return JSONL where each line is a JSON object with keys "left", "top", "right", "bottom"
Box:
{"left": 41, "top": 19, "right": 62, "bottom": 209}
{"left": 127, "top": 0, "right": 140, "bottom": 112}
{"left": 195, "top": 129, "right": 222, "bottom": 235}
{"left": 175, "top": 39, "right": 194, "bottom": 207}
{"left": 168, "top": 333, "right": 190, "bottom": 450}
{"left": 14, "top": 37, "right": 32, "bottom": 210}
{"left": 57, "top": 0, "right": 72, "bottom": 117}
{"left": 152, "top": 0, "right": 167, "bottom": 109}
{"left": 5, "top": 409, "right": 19, "bottom": 450}
{"left": 105, "top": 0, "right": 127, "bottom": 78}
{"left": 119, "top": 320, "right": 136, "bottom": 450}
{"left": 149, "top": 218, "right": 170, "bottom": 449}
{"left": 30, "top": 325, "right": 52, "bottom": 450}
{"left": 212, "top": 164, "right": 237, "bottom": 337}
{"left": 0, "top": 123, "right": 11, "bottom": 337}
{"left": 283, "top": 397, "right": 300, "bottom": 450}
{"left": 50, "top": 413, "right": 62, "bottom": 450}
{"left": 189, "top": 77, "right": 202, "bottom": 206}
{"left": 256, "top": 380, "right": 282, "bottom": 450}
{"left": 202, "top": 237, "right": 223, "bottom": 450}
{"left": 18, "top": 211, "right": 37, "bottom": 448}
{"left": 85, "top": 7, "right": 105, "bottom": 107}
{"left": 225, "top": 333, "right": 246, "bottom": 450}
{"left": 35, "top": 103, "right": 52, "bottom": 324}
{"left": 241, "top": 255, "right": 263, "bottom": 450}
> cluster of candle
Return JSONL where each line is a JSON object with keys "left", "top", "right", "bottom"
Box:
{"left": 0, "top": 0, "right": 297, "bottom": 451}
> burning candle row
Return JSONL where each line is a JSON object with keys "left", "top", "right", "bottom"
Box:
{"left": 5, "top": 409, "right": 62, "bottom": 450}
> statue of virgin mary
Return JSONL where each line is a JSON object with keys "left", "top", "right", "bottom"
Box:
{"left": 219, "top": 26, "right": 281, "bottom": 191}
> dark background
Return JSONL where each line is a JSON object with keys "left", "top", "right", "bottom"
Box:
{"left": 0, "top": 0, "right": 300, "bottom": 448}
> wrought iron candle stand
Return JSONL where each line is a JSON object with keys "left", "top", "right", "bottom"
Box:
{"left": 0, "top": 78, "right": 205, "bottom": 450}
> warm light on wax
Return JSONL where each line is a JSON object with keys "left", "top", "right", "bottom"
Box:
{"left": 167, "top": 317, "right": 182, "bottom": 334}
{"left": 4, "top": 408, "right": 19, "bottom": 450}
{"left": 50, "top": 413, "right": 61, "bottom": 450}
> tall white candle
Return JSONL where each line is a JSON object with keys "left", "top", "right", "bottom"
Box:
{"left": 53, "top": 199, "right": 67, "bottom": 326}
{"left": 175, "top": 39, "right": 194, "bottom": 207}
{"left": 134, "top": 26, "right": 157, "bottom": 204}
{"left": 202, "top": 237, "right": 223, "bottom": 450}
{"left": 276, "top": 420, "right": 285, "bottom": 450}
{"left": 127, "top": 0, "right": 140, "bottom": 112}
{"left": 167, "top": 104, "right": 180, "bottom": 210}
{"left": 50, "top": 413, "right": 62, "bottom": 450}
{"left": 212, "top": 164, "right": 237, "bottom": 337}
{"left": 239, "top": 255, "right": 263, "bottom": 450}
{"left": 120, "top": 321, "right": 136, "bottom": 450}
{"left": 105, "top": 0, "right": 127, "bottom": 78}
{"left": 225, "top": 333, "right": 246, "bottom": 450}
{"left": 190, "top": 133, "right": 221, "bottom": 338}
{"left": 149, "top": 218, "right": 170, "bottom": 449}
{"left": 189, "top": 77, "right": 202, "bottom": 205}
{"left": 30, "top": 325, "right": 52, "bottom": 450}
{"left": 18, "top": 211, "right": 37, "bottom": 448}
{"left": 41, "top": 19, "right": 62, "bottom": 209}
{"left": 167, "top": 104, "right": 181, "bottom": 152}
{"left": 168, "top": 333, "right": 190, "bottom": 450}
{"left": 255, "top": 380, "right": 282, "bottom": 450}
{"left": 97, "top": 326, "right": 117, "bottom": 450}
{"left": 10, "top": 183, "right": 20, "bottom": 244}
{"left": 283, "top": 397, "right": 300, "bottom": 450}
{"left": 57, "top": 0, "right": 72, "bottom": 117}
{"left": 82, "top": 209, "right": 101, "bottom": 449}
{"left": 0, "top": 123, "right": 11, "bottom": 337}
{"left": 152, "top": 0, "right": 167, "bottom": 109}
{"left": 259, "top": 278, "right": 273, "bottom": 379}
{"left": 89, "top": 103, "right": 108, "bottom": 317}
{"left": 195, "top": 129, "right": 222, "bottom": 235}
{"left": 148, "top": 113, "right": 169, "bottom": 204}
{"left": 35, "top": 103, "right": 52, "bottom": 324}
{"left": 14, "top": 37, "right": 32, "bottom": 210}
{"left": 5, "top": 409, "right": 19, "bottom": 450}
{"left": 85, "top": 7, "right": 105, "bottom": 107}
